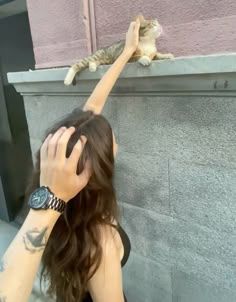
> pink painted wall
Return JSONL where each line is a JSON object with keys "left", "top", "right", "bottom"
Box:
{"left": 26, "top": 0, "right": 92, "bottom": 68}
{"left": 27, "top": 0, "right": 236, "bottom": 69}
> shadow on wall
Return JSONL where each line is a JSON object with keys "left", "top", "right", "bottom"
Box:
{"left": 0, "top": 84, "right": 33, "bottom": 222}
{"left": 0, "top": 12, "right": 34, "bottom": 222}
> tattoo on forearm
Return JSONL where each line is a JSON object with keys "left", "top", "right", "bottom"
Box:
{"left": 23, "top": 227, "right": 48, "bottom": 254}
{"left": 0, "top": 260, "right": 5, "bottom": 272}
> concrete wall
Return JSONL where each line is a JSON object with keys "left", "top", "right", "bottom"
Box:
{"left": 26, "top": 0, "right": 236, "bottom": 68}
{"left": 118, "top": 96, "right": 236, "bottom": 302}
{"left": 8, "top": 55, "right": 236, "bottom": 301}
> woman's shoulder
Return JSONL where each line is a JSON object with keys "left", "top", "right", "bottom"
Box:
{"left": 97, "top": 221, "right": 122, "bottom": 257}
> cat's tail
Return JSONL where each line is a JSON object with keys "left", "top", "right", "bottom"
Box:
{"left": 64, "top": 60, "right": 89, "bottom": 85}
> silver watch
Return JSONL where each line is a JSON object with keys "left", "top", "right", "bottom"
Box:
{"left": 28, "top": 186, "right": 66, "bottom": 214}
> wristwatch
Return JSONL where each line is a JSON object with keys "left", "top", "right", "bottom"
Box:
{"left": 28, "top": 186, "right": 66, "bottom": 214}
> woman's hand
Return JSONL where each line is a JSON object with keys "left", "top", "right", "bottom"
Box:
{"left": 40, "top": 127, "right": 91, "bottom": 202}
{"left": 124, "top": 19, "right": 140, "bottom": 55}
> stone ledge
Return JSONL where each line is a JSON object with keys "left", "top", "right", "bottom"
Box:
{"left": 7, "top": 53, "right": 236, "bottom": 96}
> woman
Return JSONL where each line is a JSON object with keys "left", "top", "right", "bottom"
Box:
{"left": 0, "top": 19, "right": 140, "bottom": 302}
{"left": 36, "top": 18, "right": 140, "bottom": 302}
{"left": 37, "top": 112, "right": 129, "bottom": 302}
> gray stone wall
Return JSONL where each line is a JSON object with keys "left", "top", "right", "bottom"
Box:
{"left": 8, "top": 55, "right": 236, "bottom": 302}
{"left": 115, "top": 97, "right": 236, "bottom": 302}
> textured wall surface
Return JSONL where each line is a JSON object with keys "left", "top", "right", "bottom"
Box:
{"left": 22, "top": 94, "right": 236, "bottom": 302}
{"left": 8, "top": 59, "right": 236, "bottom": 301}
{"left": 26, "top": 0, "right": 90, "bottom": 68}
{"left": 26, "top": 0, "right": 236, "bottom": 68}
{"left": 94, "top": 0, "right": 236, "bottom": 56}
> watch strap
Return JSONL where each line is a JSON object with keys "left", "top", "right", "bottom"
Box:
{"left": 46, "top": 194, "right": 66, "bottom": 214}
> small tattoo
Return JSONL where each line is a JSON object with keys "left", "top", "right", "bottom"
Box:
{"left": 23, "top": 227, "right": 48, "bottom": 254}
{"left": 0, "top": 260, "right": 5, "bottom": 272}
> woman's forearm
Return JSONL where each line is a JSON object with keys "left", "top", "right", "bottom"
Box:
{"left": 83, "top": 49, "right": 133, "bottom": 114}
{"left": 0, "top": 127, "right": 90, "bottom": 302}
{"left": 0, "top": 209, "right": 60, "bottom": 302}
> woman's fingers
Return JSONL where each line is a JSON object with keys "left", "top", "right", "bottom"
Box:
{"left": 129, "top": 20, "right": 140, "bottom": 32}
{"left": 135, "top": 19, "right": 140, "bottom": 32}
{"left": 55, "top": 127, "right": 76, "bottom": 161}
{"left": 129, "top": 21, "right": 136, "bottom": 33}
{"left": 40, "top": 133, "right": 52, "bottom": 162}
{"left": 124, "top": 20, "right": 140, "bottom": 52}
{"left": 47, "top": 127, "right": 67, "bottom": 160}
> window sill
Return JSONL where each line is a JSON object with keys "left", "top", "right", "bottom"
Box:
{"left": 7, "top": 53, "right": 236, "bottom": 97}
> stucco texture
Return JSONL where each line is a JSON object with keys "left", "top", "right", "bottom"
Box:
{"left": 26, "top": 0, "right": 236, "bottom": 68}
{"left": 26, "top": 0, "right": 89, "bottom": 68}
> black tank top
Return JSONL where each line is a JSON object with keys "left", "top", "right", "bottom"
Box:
{"left": 82, "top": 224, "right": 131, "bottom": 302}
{"left": 56, "top": 224, "right": 131, "bottom": 302}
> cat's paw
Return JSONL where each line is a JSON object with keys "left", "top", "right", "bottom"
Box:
{"left": 89, "top": 62, "right": 97, "bottom": 72}
{"left": 164, "top": 53, "right": 175, "bottom": 60}
{"left": 138, "top": 56, "right": 152, "bottom": 66}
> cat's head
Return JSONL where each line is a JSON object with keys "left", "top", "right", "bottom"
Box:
{"left": 135, "top": 15, "right": 163, "bottom": 39}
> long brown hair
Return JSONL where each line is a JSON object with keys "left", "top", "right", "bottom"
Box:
{"left": 26, "top": 109, "right": 119, "bottom": 302}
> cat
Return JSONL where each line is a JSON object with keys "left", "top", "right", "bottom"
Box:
{"left": 64, "top": 15, "right": 174, "bottom": 85}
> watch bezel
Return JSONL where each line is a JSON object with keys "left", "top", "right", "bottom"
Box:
{"left": 28, "top": 186, "right": 50, "bottom": 210}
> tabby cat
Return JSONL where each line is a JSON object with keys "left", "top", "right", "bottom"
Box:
{"left": 64, "top": 15, "right": 174, "bottom": 85}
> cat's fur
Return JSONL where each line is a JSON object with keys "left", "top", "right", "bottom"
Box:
{"left": 64, "top": 15, "right": 174, "bottom": 85}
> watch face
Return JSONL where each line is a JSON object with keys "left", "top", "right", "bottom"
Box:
{"left": 29, "top": 187, "right": 49, "bottom": 209}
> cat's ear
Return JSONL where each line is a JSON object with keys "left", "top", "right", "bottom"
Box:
{"left": 133, "top": 14, "right": 145, "bottom": 23}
